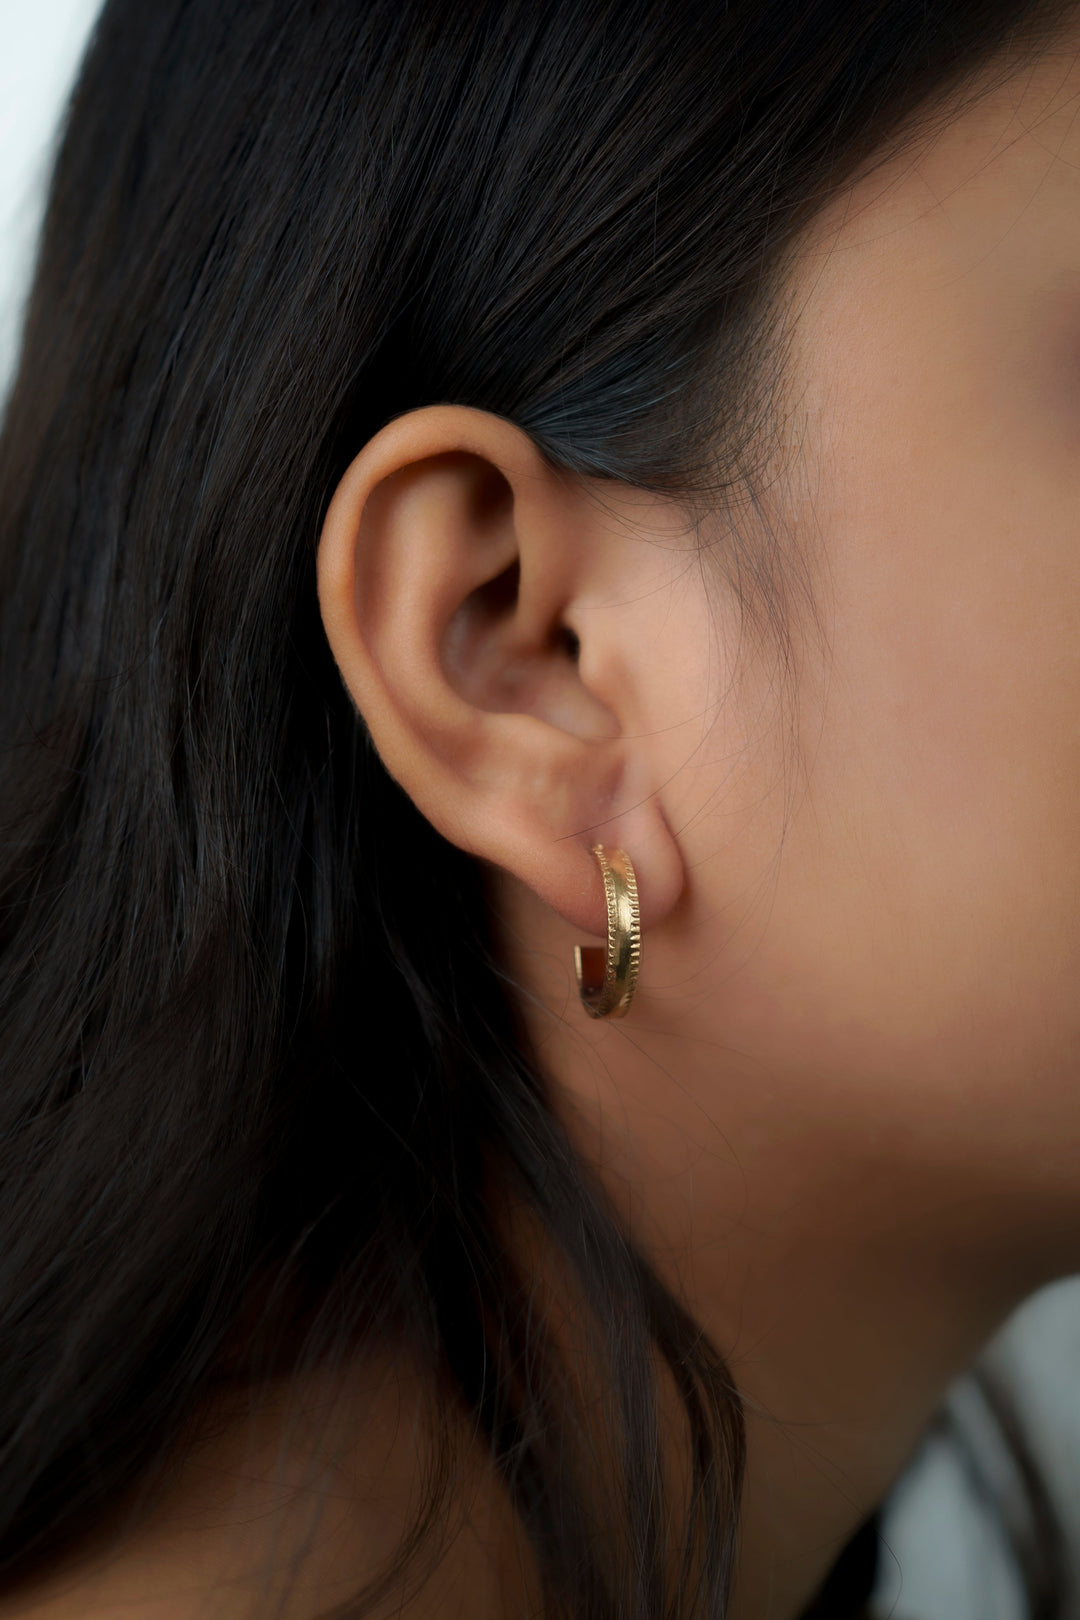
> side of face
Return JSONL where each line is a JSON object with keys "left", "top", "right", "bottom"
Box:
{"left": 317, "top": 36, "right": 1080, "bottom": 1306}
{"left": 491, "top": 37, "right": 1080, "bottom": 1298}
{"left": 717, "top": 40, "right": 1080, "bottom": 1219}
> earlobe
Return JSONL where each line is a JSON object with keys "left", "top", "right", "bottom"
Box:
{"left": 316, "top": 405, "right": 686, "bottom": 946}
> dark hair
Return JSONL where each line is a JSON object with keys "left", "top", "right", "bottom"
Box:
{"left": 0, "top": 2, "right": 1070, "bottom": 1614}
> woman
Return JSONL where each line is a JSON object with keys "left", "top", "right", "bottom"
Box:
{"left": 1, "top": 0, "right": 1079, "bottom": 1614}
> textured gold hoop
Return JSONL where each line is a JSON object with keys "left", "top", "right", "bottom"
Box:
{"left": 573, "top": 845, "right": 641, "bottom": 1019}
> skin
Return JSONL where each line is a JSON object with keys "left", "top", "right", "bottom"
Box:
{"left": 8, "top": 28, "right": 1080, "bottom": 1620}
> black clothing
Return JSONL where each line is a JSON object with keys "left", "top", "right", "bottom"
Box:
{"left": 798, "top": 1515, "right": 881, "bottom": 1620}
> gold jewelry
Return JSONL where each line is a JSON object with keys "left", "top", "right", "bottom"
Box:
{"left": 574, "top": 845, "right": 641, "bottom": 1020}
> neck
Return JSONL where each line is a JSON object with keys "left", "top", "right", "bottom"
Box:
{"left": 721, "top": 1213, "right": 1022, "bottom": 1618}
{"left": 521, "top": 1001, "right": 1064, "bottom": 1620}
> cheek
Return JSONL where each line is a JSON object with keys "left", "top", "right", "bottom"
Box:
{"left": 668, "top": 376, "right": 1080, "bottom": 1188}
{"left": 730, "top": 444, "right": 1080, "bottom": 1140}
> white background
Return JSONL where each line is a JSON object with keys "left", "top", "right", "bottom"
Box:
{"left": 0, "top": 0, "right": 104, "bottom": 384}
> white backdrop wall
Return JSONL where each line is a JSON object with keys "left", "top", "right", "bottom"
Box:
{"left": 0, "top": 0, "right": 104, "bottom": 384}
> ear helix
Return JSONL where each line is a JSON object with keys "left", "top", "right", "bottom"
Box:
{"left": 574, "top": 845, "right": 641, "bottom": 1019}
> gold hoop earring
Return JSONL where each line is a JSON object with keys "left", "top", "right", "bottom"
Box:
{"left": 574, "top": 845, "right": 641, "bottom": 1019}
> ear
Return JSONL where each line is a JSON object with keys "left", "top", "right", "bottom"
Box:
{"left": 316, "top": 405, "right": 686, "bottom": 939}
